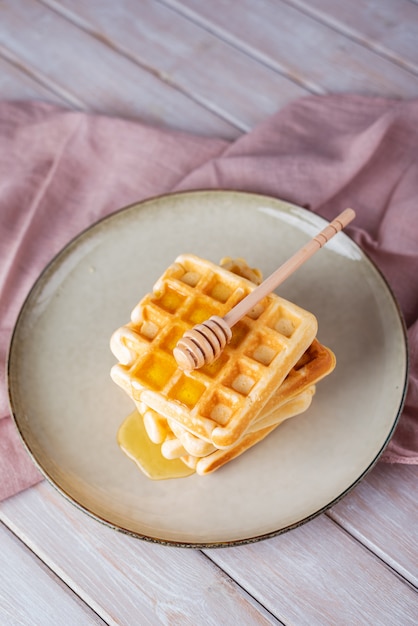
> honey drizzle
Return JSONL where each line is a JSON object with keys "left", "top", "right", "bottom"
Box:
{"left": 117, "top": 411, "right": 195, "bottom": 480}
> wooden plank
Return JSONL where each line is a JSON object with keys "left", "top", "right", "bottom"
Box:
{"left": 0, "top": 53, "right": 71, "bottom": 105}
{"left": 40, "top": 0, "right": 309, "bottom": 129}
{"left": 284, "top": 0, "right": 418, "bottom": 72}
{"left": 0, "top": 522, "right": 105, "bottom": 626}
{"left": 163, "top": 0, "right": 418, "bottom": 97}
{"left": 328, "top": 463, "right": 418, "bottom": 587}
{"left": 0, "top": 0, "right": 237, "bottom": 137}
{"left": 0, "top": 483, "right": 281, "bottom": 625}
{"left": 204, "top": 515, "right": 418, "bottom": 626}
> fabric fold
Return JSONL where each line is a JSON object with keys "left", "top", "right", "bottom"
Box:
{"left": 1, "top": 94, "right": 417, "bottom": 500}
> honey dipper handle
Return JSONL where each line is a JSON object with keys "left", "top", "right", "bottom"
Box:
{"left": 224, "top": 208, "right": 356, "bottom": 328}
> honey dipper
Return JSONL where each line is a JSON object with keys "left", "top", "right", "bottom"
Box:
{"left": 173, "top": 208, "right": 355, "bottom": 370}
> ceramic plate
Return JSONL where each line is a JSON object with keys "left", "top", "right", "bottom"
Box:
{"left": 7, "top": 191, "right": 408, "bottom": 547}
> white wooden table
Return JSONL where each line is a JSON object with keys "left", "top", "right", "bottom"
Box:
{"left": 1, "top": 2, "right": 417, "bottom": 624}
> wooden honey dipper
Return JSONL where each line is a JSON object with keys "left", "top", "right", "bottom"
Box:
{"left": 173, "top": 208, "right": 356, "bottom": 370}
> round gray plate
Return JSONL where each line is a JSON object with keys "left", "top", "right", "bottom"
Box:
{"left": 8, "top": 191, "right": 408, "bottom": 547}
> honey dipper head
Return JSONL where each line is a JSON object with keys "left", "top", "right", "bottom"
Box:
{"left": 173, "top": 315, "right": 232, "bottom": 370}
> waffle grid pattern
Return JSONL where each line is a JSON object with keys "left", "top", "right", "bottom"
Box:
{"left": 111, "top": 255, "right": 318, "bottom": 448}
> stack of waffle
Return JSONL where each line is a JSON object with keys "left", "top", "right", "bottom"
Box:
{"left": 110, "top": 254, "right": 335, "bottom": 477}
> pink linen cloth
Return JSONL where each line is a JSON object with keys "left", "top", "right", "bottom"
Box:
{"left": 1, "top": 95, "right": 417, "bottom": 501}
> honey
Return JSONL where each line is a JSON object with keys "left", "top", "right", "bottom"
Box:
{"left": 229, "top": 320, "right": 250, "bottom": 348}
{"left": 135, "top": 354, "right": 176, "bottom": 391}
{"left": 159, "top": 326, "right": 184, "bottom": 352}
{"left": 185, "top": 301, "right": 218, "bottom": 325}
{"left": 200, "top": 352, "right": 229, "bottom": 378}
{"left": 117, "top": 410, "right": 195, "bottom": 480}
{"left": 155, "top": 287, "right": 186, "bottom": 313}
{"left": 110, "top": 254, "right": 329, "bottom": 476}
{"left": 168, "top": 375, "right": 206, "bottom": 409}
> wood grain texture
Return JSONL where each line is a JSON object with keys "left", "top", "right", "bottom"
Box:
{"left": 163, "top": 0, "right": 418, "bottom": 97}
{"left": 328, "top": 462, "right": 418, "bottom": 587}
{"left": 40, "top": 0, "right": 309, "bottom": 130}
{"left": 0, "top": 54, "right": 69, "bottom": 105}
{"left": 0, "top": 483, "right": 280, "bottom": 626}
{"left": 285, "top": 0, "right": 418, "bottom": 72}
{"left": 0, "top": 522, "right": 105, "bottom": 625}
{"left": 1, "top": 0, "right": 418, "bottom": 623}
{"left": 204, "top": 514, "right": 418, "bottom": 625}
{"left": 0, "top": 0, "right": 237, "bottom": 137}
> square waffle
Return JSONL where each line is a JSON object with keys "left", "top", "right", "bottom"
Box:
{"left": 140, "top": 338, "right": 335, "bottom": 460}
{"left": 110, "top": 254, "right": 318, "bottom": 450}
{"left": 117, "top": 388, "right": 315, "bottom": 478}
{"left": 184, "top": 387, "right": 317, "bottom": 476}
{"left": 161, "top": 387, "right": 316, "bottom": 462}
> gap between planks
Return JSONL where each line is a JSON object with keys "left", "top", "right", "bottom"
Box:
{"left": 0, "top": 514, "right": 131, "bottom": 626}
{"left": 155, "top": 0, "right": 325, "bottom": 94}
{"left": 39, "top": 0, "right": 324, "bottom": 97}
{"left": 324, "top": 511, "right": 418, "bottom": 592}
{"left": 202, "top": 508, "right": 418, "bottom": 598}
{"left": 0, "top": 0, "right": 249, "bottom": 133}
{"left": 0, "top": 485, "right": 280, "bottom": 626}
{"left": 35, "top": 0, "right": 260, "bottom": 131}
{"left": 158, "top": 0, "right": 418, "bottom": 87}
{"left": 279, "top": 0, "right": 418, "bottom": 77}
{"left": 0, "top": 519, "right": 110, "bottom": 626}
{"left": 0, "top": 516, "right": 283, "bottom": 626}
{"left": 199, "top": 549, "right": 285, "bottom": 626}
{"left": 0, "top": 42, "right": 86, "bottom": 109}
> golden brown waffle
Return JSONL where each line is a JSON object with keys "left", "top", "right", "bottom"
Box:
{"left": 254, "top": 338, "right": 335, "bottom": 423}
{"left": 139, "top": 338, "right": 335, "bottom": 460}
{"left": 111, "top": 254, "right": 318, "bottom": 450}
{"left": 186, "top": 387, "right": 316, "bottom": 476}
{"left": 134, "top": 384, "right": 315, "bottom": 461}
{"left": 116, "top": 386, "right": 316, "bottom": 477}
{"left": 160, "top": 387, "right": 315, "bottom": 462}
